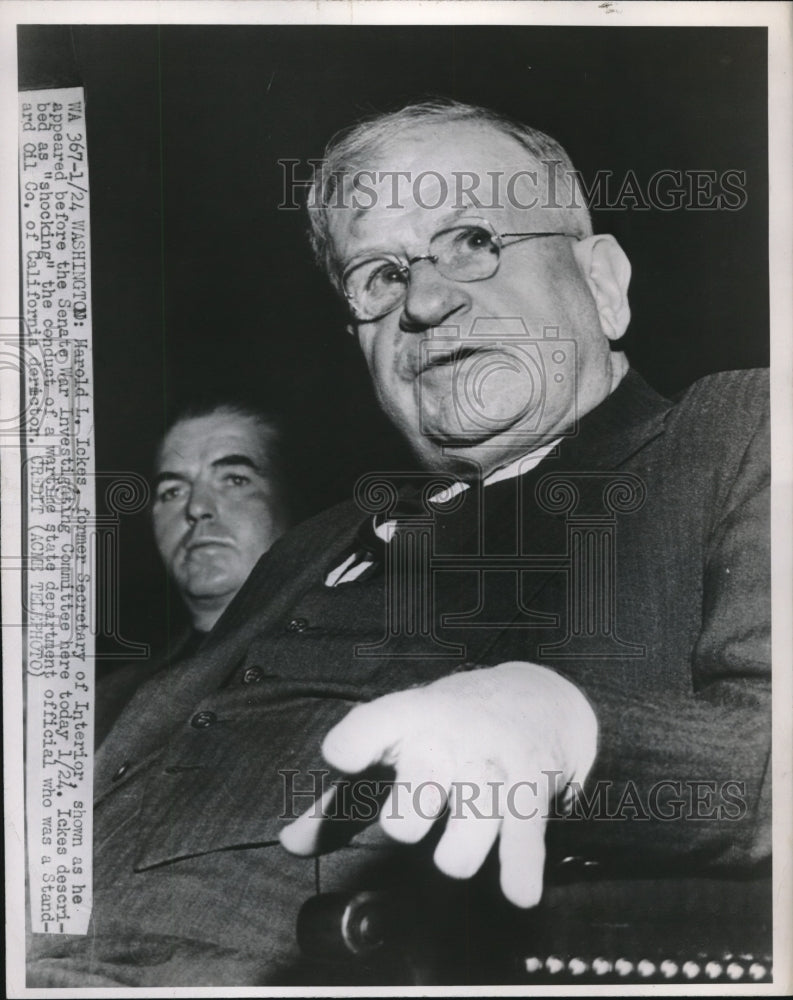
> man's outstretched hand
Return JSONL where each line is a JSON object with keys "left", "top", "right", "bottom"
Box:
{"left": 279, "top": 661, "right": 597, "bottom": 908}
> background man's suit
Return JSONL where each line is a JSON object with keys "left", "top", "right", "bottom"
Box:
{"left": 28, "top": 368, "right": 770, "bottom": 986}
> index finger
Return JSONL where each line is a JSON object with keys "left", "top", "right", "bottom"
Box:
{"left": 322, "top": 691, "right": 417, "bottom": 773}
{"left": 498, "top": 784, "right": 547, "bottom": 908}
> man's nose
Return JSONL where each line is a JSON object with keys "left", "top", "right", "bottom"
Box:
{"left": 399, "top": 260, "right": 470, "bottom": 332}
{"left": 186, "top": 482, "right": 217, "bottom": 523}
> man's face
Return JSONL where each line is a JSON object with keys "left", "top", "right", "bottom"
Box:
{"left": 152, "top": 412, "right": 283, "bottom": 628}
{"left": 328, "top": 122, "right": 629, "bottom": 475}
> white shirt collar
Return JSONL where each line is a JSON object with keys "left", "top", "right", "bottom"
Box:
{"left": 430, "top": 438, "right": 562, "bottom": 504}
{"left": 373, "top": 439, "right": 562, "bottom": 543}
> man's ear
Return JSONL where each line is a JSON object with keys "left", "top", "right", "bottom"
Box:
{"left": 573, "top": 234, "right": 632, "bottom": 341}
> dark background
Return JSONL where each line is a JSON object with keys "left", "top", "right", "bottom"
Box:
{"left": 18, "top": 24, "right": 768, "bottom": 660}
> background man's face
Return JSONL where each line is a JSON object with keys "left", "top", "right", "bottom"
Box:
{"left": 328, "top": 121, "right": 624, "bottom": 475}
{"left": 152, "top": 412, "right": 282, "bottom": 625}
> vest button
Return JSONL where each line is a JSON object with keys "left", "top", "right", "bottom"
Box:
{"left": 112, "top": 762, "right": 130, "bottom": 781}
{"left": 190, "top": 710, "right": 217, "bottom": 729}
{"left": 242, "top": 665, "right": 265, "bottom": 684}
{"left": 287, "top": 617, "right": 308, "bottom": 633}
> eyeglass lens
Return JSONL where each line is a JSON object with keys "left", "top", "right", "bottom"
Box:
{"left": 345, "top": 223, "right": 501, "bottom": 319}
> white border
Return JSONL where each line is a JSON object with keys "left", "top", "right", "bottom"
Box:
{"left": 2, "top": 3, "right": 791, "bottom": 997}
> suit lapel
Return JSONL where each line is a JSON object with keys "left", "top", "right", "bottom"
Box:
{"left": 485, "top": 371, "right": 673, "bottom": 660}
{"left": 379, "top": 371, "right": 674, "bottom": 669}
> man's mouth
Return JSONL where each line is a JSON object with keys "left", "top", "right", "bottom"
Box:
{"left": 417, "top": 345, "right": 484, "bottom": 375}
{"left": 185, "top": 537, "right": 233, "bottom": 553}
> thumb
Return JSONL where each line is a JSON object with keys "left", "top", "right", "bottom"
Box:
{"left": 322, "top": 693, "right": 412, "bottom": 773}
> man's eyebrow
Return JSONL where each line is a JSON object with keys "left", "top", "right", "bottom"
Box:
{"left": 152, "top": 470, "right": 188, "bottom": 489}
{"left": 211, "top": 454, "right": 263, "bottom": 473}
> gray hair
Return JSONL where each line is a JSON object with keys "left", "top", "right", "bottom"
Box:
{"left": 307, "top": 98, "right": 593, "bottom": 291}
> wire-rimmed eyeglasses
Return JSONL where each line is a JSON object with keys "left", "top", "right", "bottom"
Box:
{"left": 341, "top": 217, "right": 579, "bottom": 321}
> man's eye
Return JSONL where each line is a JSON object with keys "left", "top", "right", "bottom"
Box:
{"left": 157, "top": 485, "right": 183, "bottom": 503}
{"left": 225, "top": 473, "right": 251, "bottom": 487}
{"left": 367, "top": 261, "right": 406, "bottom": 291}
{"left": 457, "top": 226, "right": 493, "bottom": 252}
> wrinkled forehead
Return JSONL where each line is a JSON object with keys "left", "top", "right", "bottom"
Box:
{"left": 157, "top": 413, "right": 270, "bottom": 472}
{"left": 326, "top": 121, "right": 556, "bottom": 261}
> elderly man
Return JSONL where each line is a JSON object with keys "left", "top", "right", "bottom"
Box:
{"left": 27, "top": 101, "right": 770, "bottom": 987}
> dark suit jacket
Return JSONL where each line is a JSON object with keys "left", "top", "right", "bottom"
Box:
{"left": 95, "top": 368, "right": 770, "bottom": 867}
{"left": 94, "top": 628, "right": 202, "bottom": 748}
{"left": 31, "top": 369, "right": 770, "bottom": 986}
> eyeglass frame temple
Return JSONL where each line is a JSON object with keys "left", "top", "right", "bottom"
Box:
{"left": 498, "top": 231, "right": 581, "bottom": 241}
